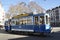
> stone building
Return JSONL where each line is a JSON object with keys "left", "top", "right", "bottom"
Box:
{"left": 46, "top": 6, "right": 60, "bottom": 27}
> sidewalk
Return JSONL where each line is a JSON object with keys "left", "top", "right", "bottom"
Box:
{"left": 0, "top": 27, "right": 5, "bottom": 30}
{"left": 51, "top": 27, "right": 60, "bottom": 32}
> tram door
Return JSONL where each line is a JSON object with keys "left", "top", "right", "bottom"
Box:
{"left": 34, "top": 16, "right": 39, "bottom": 32}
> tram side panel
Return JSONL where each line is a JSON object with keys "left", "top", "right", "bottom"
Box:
{"left": 11, "top": 16, "right": 34, "bottom": 32}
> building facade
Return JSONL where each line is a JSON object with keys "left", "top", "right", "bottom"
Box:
{"left": 0, "top": 3, "right": 5, "bottom": 27}
{"left": 46, "top": 6, "right": 60, "bottom": 27}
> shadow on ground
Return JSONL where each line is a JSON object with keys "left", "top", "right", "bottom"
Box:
{"left": 8, "top": 31, "right": 60, "bottom": 40}
{"left": 0, "top": 29, "right": 8, "bottom": 34}
{"left": 0, "top": 29, "right": 60, "bottom": 40}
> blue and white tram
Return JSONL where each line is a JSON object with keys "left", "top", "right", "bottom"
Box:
{"left": 4, "top": 19, "right": 11, "bottom": 31}
{"left": 5, "top": 13, "right": 51, "bottom": 34}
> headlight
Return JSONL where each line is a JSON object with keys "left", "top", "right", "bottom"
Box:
{"left": 46, "top": 27, "right": 50, "bottom": 30}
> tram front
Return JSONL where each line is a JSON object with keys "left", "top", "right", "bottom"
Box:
{"left": 44, "top": 14, "right": 51, "bottom": 33}
{"left": 39, "top": 13, "right": 51, "bottom": 34}
{"left": 34, "top": 13, "right": 51, "bottom": 34}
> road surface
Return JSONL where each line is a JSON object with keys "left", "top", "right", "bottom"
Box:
{"left": 0, "top": 27, "right": 60, "bottom": 40}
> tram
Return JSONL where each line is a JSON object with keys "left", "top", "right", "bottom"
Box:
{"left": 4, "top": 13, "right": 51, "bottom": 35}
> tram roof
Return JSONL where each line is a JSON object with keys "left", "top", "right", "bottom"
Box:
{"left": 33, "top": 13, "right": 45, "bottom": 16}
{"left": 12, "top": 13, "right": 33, "bottom": 18}
{"left": 12, "top": 13, "right": 45, "bottom": 19}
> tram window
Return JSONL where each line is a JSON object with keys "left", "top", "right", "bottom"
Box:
{"left": 35, "top": 16, "right": 38, "bottom": 21}
{"left": 16, "top": 21, "right": 19, "bottom": 25}
{"left": 26, "top": 16, "right": 33, "bottom": 25}
{"left": 20, "top": 20, "right": 23, "bottom": 25}
{"left": 20, "top": 21, "right": 23, "bottom": 25}
{"left": 11, "top": 21, "right": 16, "bottom": 25}
{"left": 5, "top": 22, "right": 8, "bottom": 26}
{"left": 27, "top": 19, "right": 32, "bottom": 25}
{"left": 46, "top": 16, "right": 48, "bottom": 24}
{"left": 20, "top": 20, "right": 26, "bottom": 25}
{"left": 20, "top": 22, "right": 22, "bottom": 25}
{"left": 40, "top": 16, "right": 44, "bottom": 24}
{"left": 19, "top": 17, "right": 33, "bottom": 25}
{"left": 34, "top": 16, "right": 38, "bottom": 25}
{"left": 23, "top": 20, "right": 26, "bottom": 24}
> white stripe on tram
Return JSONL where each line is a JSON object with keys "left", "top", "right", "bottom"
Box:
{"left": 11, "top": 29, "right": 34, "bottom": 32}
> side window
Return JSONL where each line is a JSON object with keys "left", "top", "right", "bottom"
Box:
{"left": 19, "top": 18, "right": 27, "bottom": 25}
{"left": 26, "top": 16, "right": 33, "bottom": 25}
{"left": 16, "top": 21, "right": 19, "bottom": 25}
{"left": 19, "top": 16, "right": 33, "bottom": 25}
{"left": 5, "top": 22, "right": 8, "bottom": 26}
{"left": 19, "top": 18, "right": 23, "bottom": 25}
{"left": 22, "top": 20, "right": 26, "bottom": 25}
{"left": 34, "top": 16, "right": 38, "bottom": 25}
{"left": 20, "top": 20, "right": 23, "bottom": 25}
{"left": 46, "top": 16, "right": 48, "bottom": 24}
{"left": 11, "top": 21, "right": 16, "bottom": 25}
{"left": 40, "top": 16, "right": 44, "bottom": 24}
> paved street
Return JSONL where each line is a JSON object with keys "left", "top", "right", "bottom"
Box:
{"left": 0, "top": 27, "right": 60, "bottom": 40}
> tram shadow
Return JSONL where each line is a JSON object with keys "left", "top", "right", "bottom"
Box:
{"left": 8, "top": 31, "right": 60, "bottom": 40}
{"left": 9, "top": 31, "right": 53, "bottom": 37}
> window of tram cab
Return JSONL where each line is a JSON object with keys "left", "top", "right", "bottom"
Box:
{"left": 46, "top": 16, "right": 48, "bottom": 24}
{"left": 39, "top": 16, "right": 44, "bottom": 24}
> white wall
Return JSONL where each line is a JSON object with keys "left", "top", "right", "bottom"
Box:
{"left": 0, "top": 3, "right": 5, "bottom": 25}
